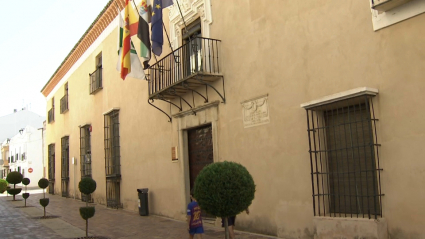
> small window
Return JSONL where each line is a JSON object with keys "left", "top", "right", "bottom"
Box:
{"left": 48, "top": 97, "right": 55, "bottom": 123}
{"left": 60, "top": 83, "right": 69, "bottom": 113}
{"left": 90, "top": 53, "right": 103, "bottom": 94}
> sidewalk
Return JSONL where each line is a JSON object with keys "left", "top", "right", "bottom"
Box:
{"left": 0, "top": 189, "right": 277, "bottom": 239}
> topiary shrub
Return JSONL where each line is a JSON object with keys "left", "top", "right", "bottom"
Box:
{"left": 78, "top": 177, "right": 97, "bottom": 239}
{"left": 6, "top": 171, "right": 23, "bottom": 201}
{"left": 194, "top": 161, "right": 256, "bottom": 239}
{"left": 22, "top": 178, "right": 31, "bottom": 207}
{"left": 0, "top": 179, "right": 8, "bottom": 193}
{"left": 38, "top": 178, "right": 50, "bottom": 217}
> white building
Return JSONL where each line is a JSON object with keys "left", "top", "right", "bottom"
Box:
{"left": 8, "top": 125, "right": 44, "bottom": 188}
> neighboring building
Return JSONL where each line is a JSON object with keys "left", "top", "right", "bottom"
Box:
{"left": 1, "top": 139, "right": 10, "bottom": 179}
{"left": 7, "top": 125, "right": 44, "bottom": 188}
{"left": 0, "top": 109, "right": 45, "bottom": 180}
{"left": 40, "top": 0, "right": 425, "bottom": 238}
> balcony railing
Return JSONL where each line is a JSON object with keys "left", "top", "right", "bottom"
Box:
{"left": 148, "top": 37, "right": 222, "bottom": 99}
{"left": 48, "top": 108, "right": 55, "bottom": 123}
{"left": 60, "top": 95, "right": 68, "bottom": 113}
{"left": 89, "top": 67, "right": 103, "bottom": 94}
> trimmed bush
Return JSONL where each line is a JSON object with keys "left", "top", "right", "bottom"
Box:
{"left": 6, "top": 171, "right": 23, "bottom": 185}
{"left": 78, "top": 177, "right": 97, "bottom": 238}
{"left": 38, "top": 178, "right": 50, "bottom": 217}
{"left": 0, "top": 179, "right": 7, "bottom": 193}
{"left": 22, "top": 178, "right": 30, "bottom": 186}
{"left": 79, "top": 207, "right": 96, "bottom": 220}
{"left": 6, "top": 171, "right": 23, "bottom": 200}
{"left": 22, "top": 193, "right": 29, "bottom": 199}
{"left": 7, "top": 188, "right": 22, "bottom": 195}
{"left": 194, "top": 161, "right": 256, "bottom": 239}
{"left": 78, "top": 177, "right": 97, "bottom": 195}
{"left": 40, "top": 198, "right": 49, "bottom": 207}
{"left": 38, "top": 178, "right": 49, "bottom": 189}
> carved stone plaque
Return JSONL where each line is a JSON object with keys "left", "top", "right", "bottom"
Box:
{"left": 241, "top": 94, "right": 270, "bottom": 128}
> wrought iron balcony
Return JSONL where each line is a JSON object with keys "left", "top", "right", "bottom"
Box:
{"left": 89, "top": 67, "right": 103, "bottom": 94}
{"left": 148, "top": 37, "right": 223, "bottom": 100}
{"left": 48, "top": 108, "right": 55, "bottom": 123}
{"left": 60, "top": 95, "right": 68, "bottom": 113}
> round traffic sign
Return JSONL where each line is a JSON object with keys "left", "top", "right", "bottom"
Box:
{"left": 28, "top": 168, "right": 33, "bottom": 173}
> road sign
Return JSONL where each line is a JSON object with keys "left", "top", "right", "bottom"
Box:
{"left": 28, "top": 168, "right": 33, "bottom": 173}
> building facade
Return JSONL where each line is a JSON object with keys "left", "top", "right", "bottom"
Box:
{"left": 41, "top": 0, "right": 425, "bottom": 238}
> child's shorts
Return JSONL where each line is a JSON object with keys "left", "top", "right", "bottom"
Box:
{"left": 189, "top": 226, "right": 204, "bottom": 235}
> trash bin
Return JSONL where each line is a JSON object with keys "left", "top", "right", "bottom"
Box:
{"left": 137, "top": 188, "right": 149, "bottom": 216}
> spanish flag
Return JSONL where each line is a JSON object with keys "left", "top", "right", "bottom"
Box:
{"left": 117, "top": 0, "right": 144, "bottom": 80}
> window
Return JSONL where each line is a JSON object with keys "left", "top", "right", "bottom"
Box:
{"left": 303, "top": 92, "right": 383, "bottom": 219}
{"left": 104, "top": 110, "right": 121, "bottom": 208}
{"left": 48, "top": 144, "right": 55, "bottom": 194}
{"left": 60, "top": 83, "right": 69, "bottom": 113}
{"left": 48, "top": 97, "right": 55, "bottom": 123}
{"left": 61, "top": 136, "right": 69, "bottom": 197}
{"left": 90, "top": 53, "right": 103, "bottom": 94}
{"left": 182, "top": 19, "right": 202, "bottom": 76}
{"left": 80, "top": 125, "right": 92, "bottom": 178}
{"left": 371, "top": 0, "right": 425, "bottom": 31}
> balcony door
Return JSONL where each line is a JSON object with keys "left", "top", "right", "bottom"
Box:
{"left": 183, "top": 19, "right": 202, "bottom": 77}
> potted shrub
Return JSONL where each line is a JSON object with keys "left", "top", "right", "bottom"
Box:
{"left": 194, "top": 161, "right": 256, "bottom": 239}
{"left": 0, "top": 179, "right": 8, "bottom": 194}
{"left": 79, "top": 177, "right": 97, "bottom": 239}
{"left": 22, "top": 178, "right": 30, "bottom": 207}
{"left": 38, "top": 178, "right": 50, "bottom": 218}
{"left": 6, "top": 171, "right": 23, "bottom": 201}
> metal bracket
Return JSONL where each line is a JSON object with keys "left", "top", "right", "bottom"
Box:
{"left": 182, "top": 82, "right": 208, "bottom": 103}
{"left": 147, "top": 99, "right": 172, "bottom": 122}
{"left": 194, "top": 76, "right": 226, "bottom": 103}
{"left": 167, "top": 87, "right": 193, "bottom": 109}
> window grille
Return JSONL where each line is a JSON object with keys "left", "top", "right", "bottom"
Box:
{"left": 60, "top": 83, "right": 69, "bottom": 113}
{"left": 80, "top": 125, "right": 92, "bottom": 178}
{"left": 48, "top": 144, "right": 55, "bottom": 195}
{"left": 90, "top": 54, "right": 102, "bottom": 94}
{"left": 305, "top": 95, "right": 383, "bottom": 219}
{"left": 61, "top": 137, "right": 69, "bottom": 197}
{"left": 104, "top": 110, "right": 121, "bottom": 208}
{"left": 48, "top": 98, "right": 55, "bottom": 123}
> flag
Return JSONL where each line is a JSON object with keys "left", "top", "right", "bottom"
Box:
{"left": 128, "top": 1, "right": 139, "bottom": 37}
{"left": 137, "top": 0, "right": 152, "bottom": 69}
{"left": 117, "top": 1, "right": 145, "bottom": 80}
{"left": 151, "top": 0, "right": 173, "bottom": 56}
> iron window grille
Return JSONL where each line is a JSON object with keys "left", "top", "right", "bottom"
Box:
{"left": 89, "top": 67, "right": 103, "bottom": 94}
{"left": 104, "top": 110, "right": 121, "bottom": 208}
{"left": 305, "top": 95, "right": 383, "bottom": 219}
{"left": 61, "top": 136, "right": 69, "bottom": 197}
{"left": 80, "top": 125, "right": 92, "bottom": 178}
{"left": 48, "top": 98, "right": 55, "bottom": 123}
{"left": 48, "top": 144, "right": 55, "bottom": 195}
{"left": 60, "top": 83, "right": 69, "bottom": 113}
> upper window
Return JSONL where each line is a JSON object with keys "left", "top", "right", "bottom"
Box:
{"left": 371, "top": 0, "right": 425, "bottom": 31}
{"left": 60, "top": 83, "right": 69, "bottom": 114}
{"left": 90, "top": 52, "right": 103, "bottom": 94}
{"left": 302, "top": 88, "right": 383, "bottom": 219}
{"left": 48, "top": 97, "right": 55, "bottom": 123}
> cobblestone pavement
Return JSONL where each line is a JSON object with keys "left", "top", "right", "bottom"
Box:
{"left": 0, "top": 195, "right": 62, "bottom": 239}
{"left": 0, "top": 190, "right": 277, "bottom": 239}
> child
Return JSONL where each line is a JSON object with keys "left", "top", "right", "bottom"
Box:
{"left": 187, "top": 190, "right": 204, "bottom": 239}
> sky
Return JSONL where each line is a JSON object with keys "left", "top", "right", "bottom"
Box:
{"left": 0, "top": 0, "right": 111, "bottom": 118}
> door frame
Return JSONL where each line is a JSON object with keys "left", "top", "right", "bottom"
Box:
{"left": 175, "top": 101, "right": 220, "bottom": 210}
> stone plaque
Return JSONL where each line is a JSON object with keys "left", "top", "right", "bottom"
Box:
{"left": 241, "top": 94, "right": 270, "bottom": 128}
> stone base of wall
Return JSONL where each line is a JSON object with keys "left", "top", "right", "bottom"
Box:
{"left": 313, "top": 216, "right": 388, "bottom": 239}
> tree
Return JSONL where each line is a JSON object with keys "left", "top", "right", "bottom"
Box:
{"left": 79, "top": 177, "right": 97, "bottom": 239}
{"left": 22, "top": 178, "right": 30, "bottom": 207}
{"left": 0, "top": 179, "right": 8, "bottom": 194}
{"left": 38, "top": 178, "right": 50, "bottom": 218}
{"left": 6, "top": 171, "right": 23, "bottom": 201}
{"left": 194, "top": 161, "right": 256, "bottom": 239}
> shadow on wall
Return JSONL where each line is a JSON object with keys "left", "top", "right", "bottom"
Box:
{"left": 390, "top": 228, "right": 421, "bottom": 239}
